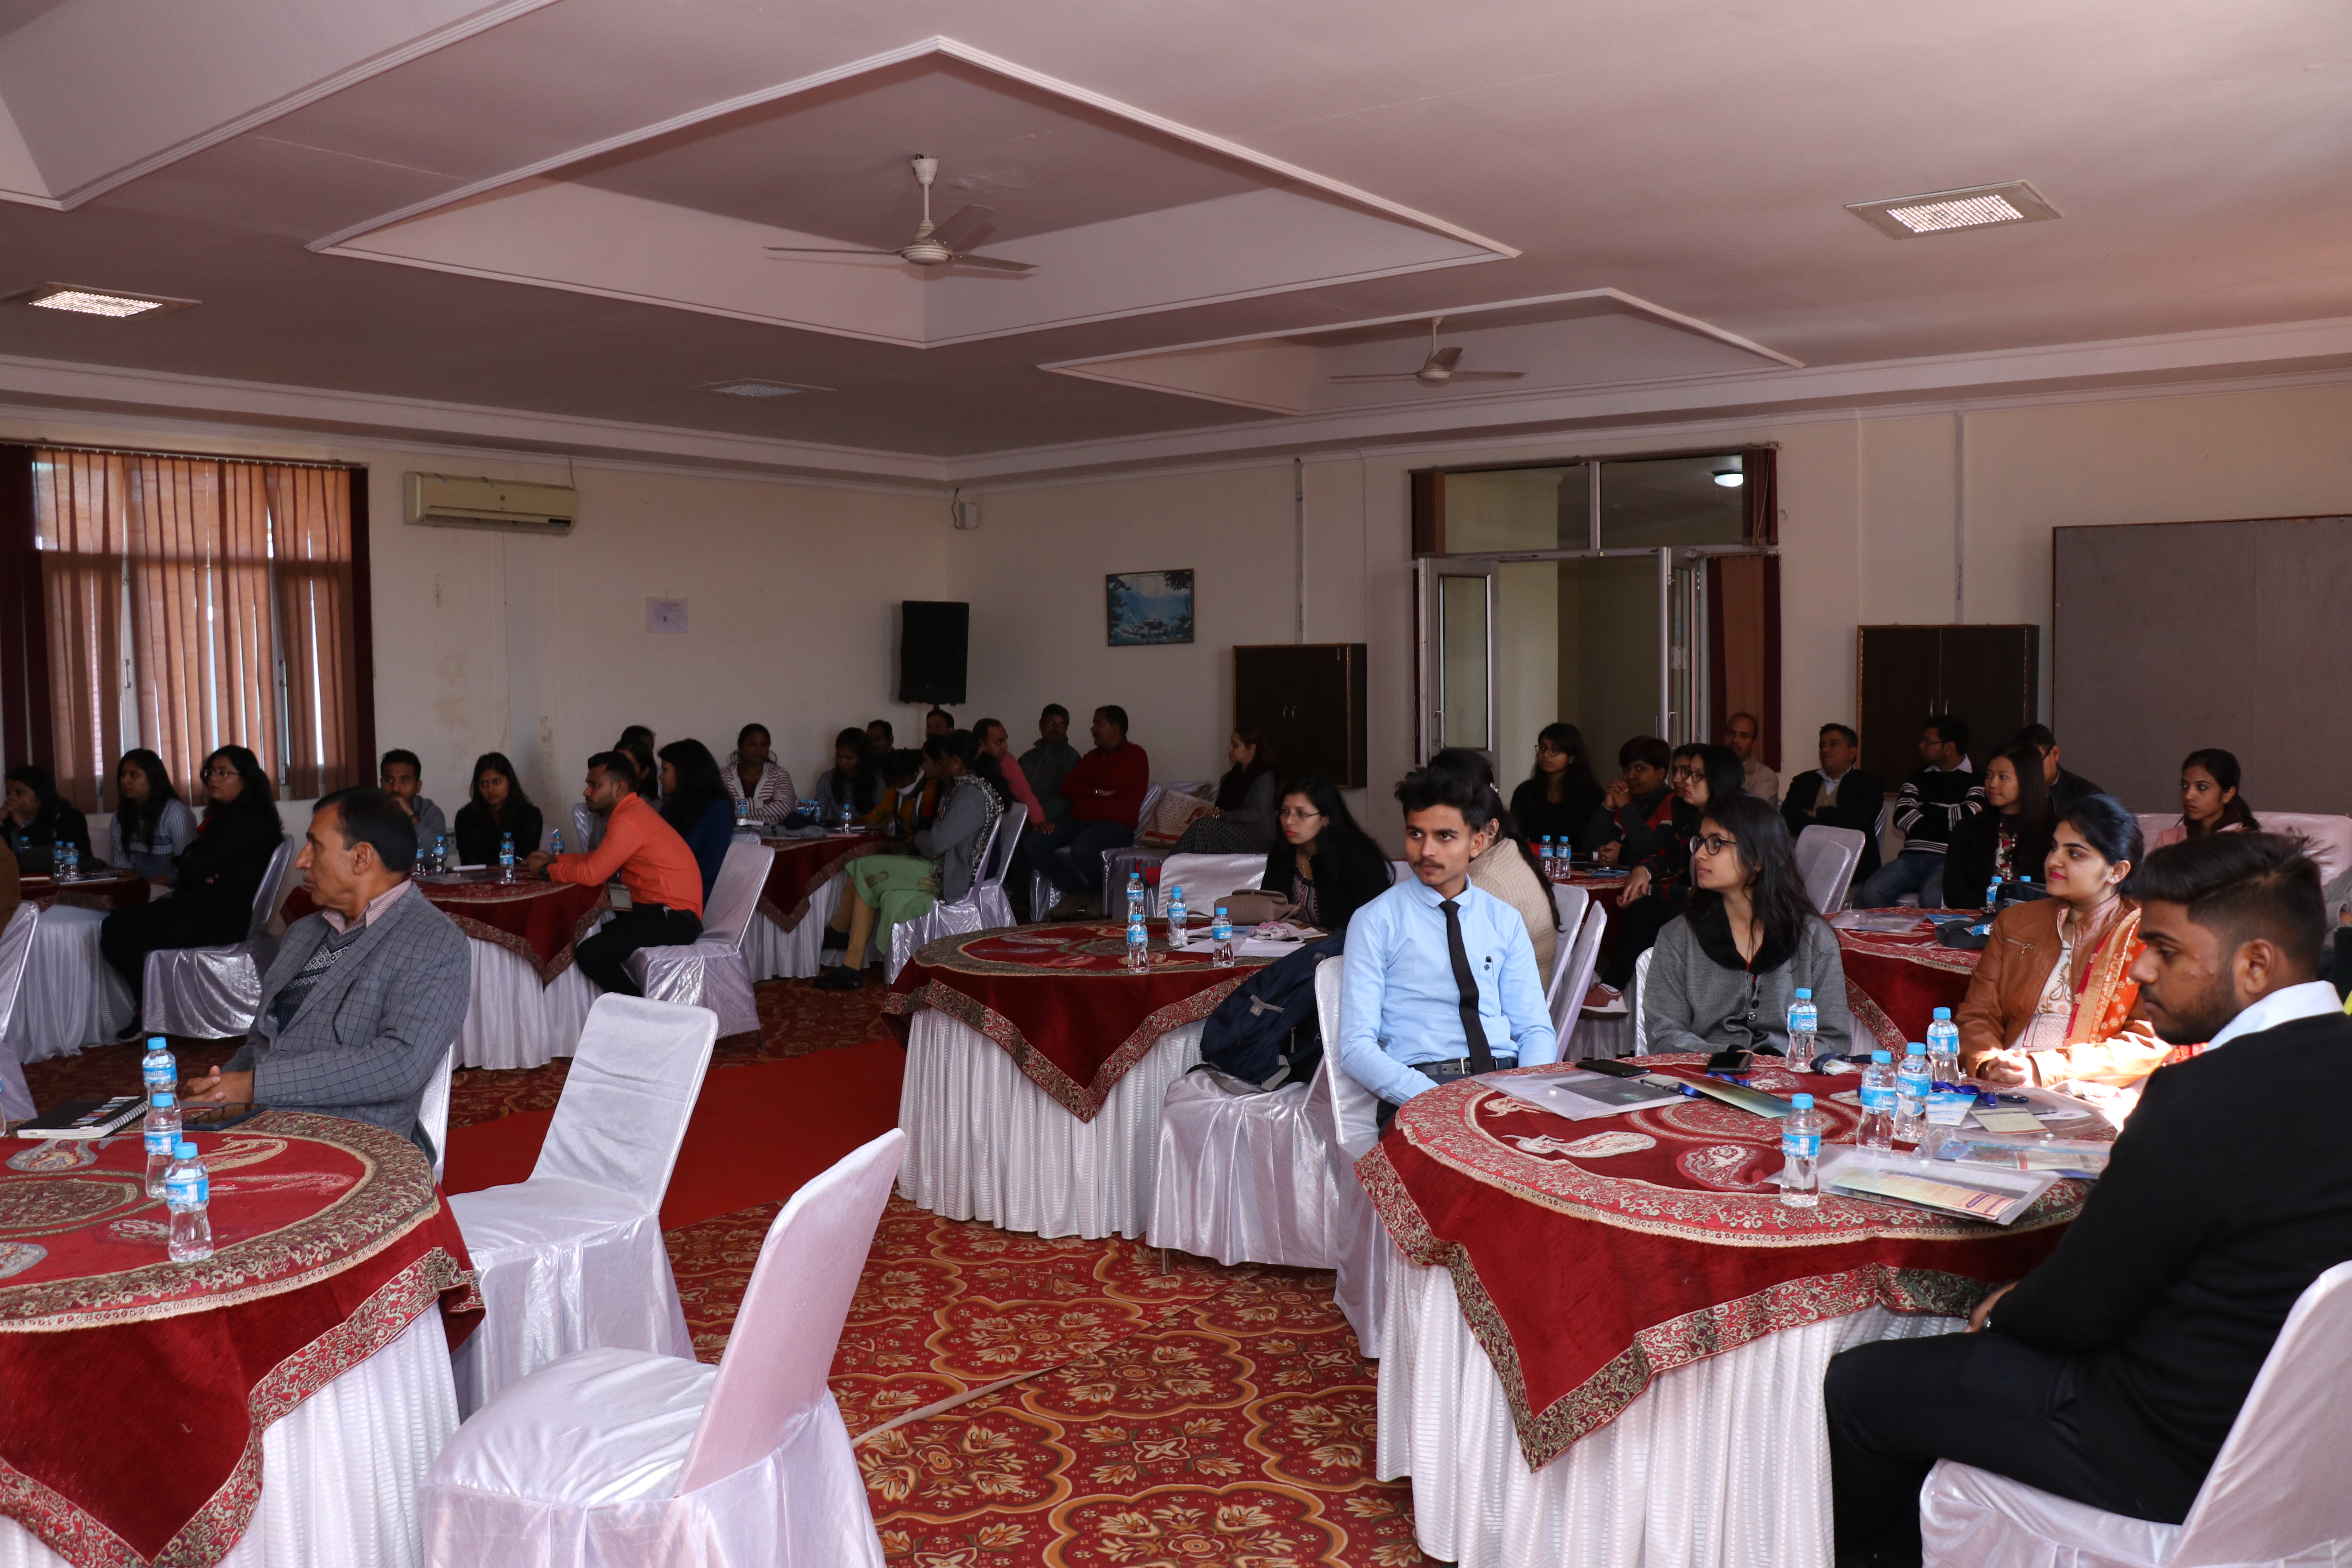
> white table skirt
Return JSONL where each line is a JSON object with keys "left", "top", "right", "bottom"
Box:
{"left": 9, "top": 906, "right": 134, "bottom": 1065}
{"left": 897, "top": 1009, "right": 1201, "bottom": 1240}
{"left": 745, "top": 877, "right": 843, "bottom": 982}
{"left": 456, "top": 929, "right": 604, "bottom": 1071}
{"left": 1377, "top": 1253, "right": 1964, "bottom": 1568}
{"left": 0, "top": 1304, "right": 457, "bottom": 1568}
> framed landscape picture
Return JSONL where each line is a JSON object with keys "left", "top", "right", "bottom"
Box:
{"left": 1106, "top": 570, "right": 1195, "bottom": 646}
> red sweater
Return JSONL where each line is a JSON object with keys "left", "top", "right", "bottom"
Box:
{"left": 1060, "top": 743, "right": 1151, "bottom": 828}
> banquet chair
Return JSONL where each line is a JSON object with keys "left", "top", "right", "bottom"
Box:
{"left": 1920, "top": 1259, "right": 2352, "bottom": 1568}
{"left": 537, "top": 822, "right": 559, "bottom": 854}
{"left": 142, "top": 832, "right": 298, "bottom": 1038}
{"left": 448, "top": 995, "right": 717, "bottom": 1416}
{"left": 1552, "top": 901, "right": 1608, "bottom": 1057}
{"left": 1155, "top": 852, "right": 1268, "bottom": 921}
{"left": 884, "top": 806, "right": 1026, "bottom": 984}
{"left": 1146, "top": 1038, "right": 1338, "bottom": 1270}
{"left": 1316, "top": 958, "right": 1394, "bottom": 1354}
{"left": 0, "top": 903, "right": 38, "bottom": 1123}
{"left": 570, "top": 800, "right": 597, "bottom": 855}
{"left": 418, "top": 1040, "right": 457, "bottom": 1184}
{"left": 1628, "top": 946, "right": 1656, "bottom": 1054}
{"left": 423, "top": 1130, "right": 904, "bottom": 1568}
{"left": 626, "top": 838, "right": 771, "bottom": 1037}
{"left": 1794, "top": 825, "right": 1867, "bottom": 915}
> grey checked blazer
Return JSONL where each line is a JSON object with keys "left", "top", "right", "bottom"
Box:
{"left": 227, "top": 882, "right": 471, "bottom": 1159}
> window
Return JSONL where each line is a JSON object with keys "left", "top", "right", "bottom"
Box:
{"left": 31, "top": 448, "right": 368, "bottom": 810}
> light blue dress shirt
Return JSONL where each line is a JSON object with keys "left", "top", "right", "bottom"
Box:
{"left": 1338, "top": 875, "right": 1559, "bottom": 1105}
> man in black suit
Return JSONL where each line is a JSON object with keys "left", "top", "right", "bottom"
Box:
{"left": 2014, "top": 723, "right": 2105, "bottom": 813}
{"left": 1824, "top": 831, "right": 2352, "bottom": 1567}
{"left": 1781, "top": 722, "right": 1886, "bottom": 881}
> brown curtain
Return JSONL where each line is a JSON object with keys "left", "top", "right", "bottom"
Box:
{"left": 31, "top": 454, "right": 127, "bottom": 811}
{"left": 265, "top": 465, "right": 360, "bottom": 799}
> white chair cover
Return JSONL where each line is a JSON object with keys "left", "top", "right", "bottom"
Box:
{"left": 745, "top": 878, "right": 843, "bottom": 981}
{"left": 1378, "top": 1255, "right": 1962, "bottom": 1568}
{"left": 418, "top": 1041, "right": 456, "bottom": 1183}
{"left": 1921, "top": 1259, "right": 2352, "bottom": 1568}
{"left": 1316, "top": 958, "right": 1393, "bottom": 1354}
{"left": 536, "top": 822, "right": 560, "bottom": 854}
{"left": 896, "top": 1007, "right": 1200, "bottom": 1240}
{"left": 455, "top": 924, "right": 606, "bottom": 1071}
{"left": 1553, "top": 903, "right": 1609, "bottom": 1058}
{"left": 627, "top": 840, "right": 769, "bottom": 1037}
{"left": 449, "top": 996, "right": 717, "bottom": 1416}
{"left": 143, "top": 833, "right": 297, "bottom": 1038}
{"left": 1628, "top": 946, "right": 1656, "bottom": 1054}
{"left": 569, "top": 801, "right": 597, "bottom": 855}
{"left": 884, "top": 806, "right": 1026, "bottom": 984}
{"left": 0, "top": 904, "right": 38, "bottom": 1123}
{"left": 1146, "top": 1058, "right": 1336, "bottom": 1269}
{"left": 1155, "top": 852, "right": 1268, "bottom": 919}
{"left": 421, "top": 1132, "right": 903, "bottom": 1568}
{"left": 1794, "top": 825, "right": 1867, "bottom": 915}
{"left": 1543, "top": 882, "right": 1590, "bottom": 1011}
{"left": 7, "top": 904, "right": 134, "bottom": 1066}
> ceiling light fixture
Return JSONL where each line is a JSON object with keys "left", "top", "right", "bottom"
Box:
{"left": 1711, "top": 470, "right": 1744, "bottom": 488}
{"left": 1845, "top": 181, "right": 2059, "bottom": 240}
{"left": 696, "top": 377, "right": 831, "bottom": 398}
{"left": 5, "top": 282, "right": 195, "bottom": 318}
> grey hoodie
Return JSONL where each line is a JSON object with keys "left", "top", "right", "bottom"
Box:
{"left": 1642, "top": 904, "right": 1856, "bottom": 1058}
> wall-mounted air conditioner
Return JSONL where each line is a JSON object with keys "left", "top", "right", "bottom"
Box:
{"left": 403, "top": 472, "right": 577, "bottom": 535}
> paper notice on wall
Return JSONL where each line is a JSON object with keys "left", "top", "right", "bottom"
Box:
{"left": 647, "top": 598, "right": 688, "bottom": 634}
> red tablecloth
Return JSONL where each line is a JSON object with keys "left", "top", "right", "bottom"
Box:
{"left": 1359, "top": 1054, "right": 2084, "bottom": 1470}
{"left": 285, "top": 878, "right": 608, "bottom": 984}
{"left": 1557, "top": 869, "right": 1630, "bottom": 912}
{"left": 20, "top": 874, "right": 149, "bottom": 913}
{"left": 882, "top": 924, "right": 1270, "bottom": 1121}
{"left": 0, "top": 1111, "right": 477, "bottom": 1566}
{"left": 1835, "top": 912, "right": 1984, "bottom": 1051}
{"left": 757, "top": 833, "right": 884, "bottom": 931}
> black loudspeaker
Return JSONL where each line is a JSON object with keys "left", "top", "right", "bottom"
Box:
{"left": 898, "top": 601, "right": 969, "bottom": 705}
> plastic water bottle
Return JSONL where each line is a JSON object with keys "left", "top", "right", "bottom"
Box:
{"left": 413, "top": 842, "right": 426, "bottom": 877}
{"left": 432, "top": 834, "right": 448, "bottom": 875}
{"left": 1926, "top": 1007, "right": 1961, "bottom": 1091}
{"left": 1125, "top": 869, "right": 1147, "bottom": 924}
{"left": 1780, "top": 1093, "right": 1821, "bottom": 1208}
{"left": 1858, "top": 1048, "right": 1897, "bottom": 1150}
{"left": 56, "top": 842, "right": 77, "bottom": 881}
{"left": 1125, "top": 912, "right": 1150, "bottom": 974}
{"left": 1538, "top": 836, "right": 1555, "bottom": 878}
{"left": 143, "top": 1092, "right": 181, "bottom": 1198}
{"left": 1165, "top": 884, "right": 1188, "bottom": 945}
{"left": 499, "top": 832, "right": 516, "bottom": 882}
{"left": 549, "top": 829, "right": 564, "bottom": 857}
{"left": 164, "top": 1141, "right": 212, "bottom": 1262}
{"left": 838, "top": 801, "right": 853, "bottom": 835}
{"left": 735, "top": 791, "right": 751, "bottom": 828}
{"left": 1984, "top": 874, "right": 2002, "bottom": 913}
{"left": 1786, "top": 987, "right": 1818, "bottom": 1060}
{"left": 1212, "top": 904, "right": 1235, "bottom": 969}
{"left": 1894, "top": 1042, "right": 1932, "bottom": 1144}
{"left": 141, "top": 1035, "right": 176, "bottom": 1099}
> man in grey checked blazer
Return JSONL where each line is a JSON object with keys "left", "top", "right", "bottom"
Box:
{"left": 183, "top": 787, "right": 470, "bottom": 1161}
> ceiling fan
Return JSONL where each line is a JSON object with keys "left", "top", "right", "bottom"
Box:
{"left": 764, "top": 156, "right": 1036, "bottom": 274}
{"left": 1328, "top": 317, "right": 1524, "bottom": 386}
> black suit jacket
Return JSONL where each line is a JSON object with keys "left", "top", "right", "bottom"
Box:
{"left": 1779, "top": 768, "right": 1885, "bottom": 880}
{"left": 1991, "top": 1009, "right": 2352, "bottom": 1520}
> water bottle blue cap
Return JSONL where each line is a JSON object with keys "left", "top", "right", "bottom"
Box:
{"left": 174, "top": 1141, "right": 197, "bottom": 1158}
{"left": 1793, "top": 987, "right": 1811, "bottom": 998}
{"left": 1933, "top": 1006, "right": 1952, "bottom": 1020}
{"left": 1215, "top": 903, "right": 1228, "bottom": 912}
{"left": 1170, "top": 885, "right": 1182, "bottom": 897}
{"left": 1871, "top": 1048, "right": 1893, "bottom": 1063}
{"left": 147, "top": 1036, "right": 168, "bottom": 1049}
{"left": 1791, "top": 1093, "right": 1814, "bottom": 1109}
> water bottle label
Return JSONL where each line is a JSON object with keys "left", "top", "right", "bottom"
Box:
{"left": 145, "top": 1126, "right": 176, "bottom": 1154}
{"left": 1859, "top": 1084, "right": 1897, "bottom": 1112}
{"left": 1897, "top": 1069, "right": 1931, "bottom": 1097}
{"left": 143, "top": 1063, "right": 174, "bottom": 1085}
{"left": 165, "top": 1171, "right": 207, "bottom": 1207}
{"left": 1782, "top": 1131, "right": 1821, "bottom": 1159}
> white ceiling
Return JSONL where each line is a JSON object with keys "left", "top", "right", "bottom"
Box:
{"left": 0, "top": 0, "right": 2344, "bottom": 483}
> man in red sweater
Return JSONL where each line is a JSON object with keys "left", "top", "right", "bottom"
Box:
{"left": 1024, "top": 705, "right": 1150, "bottom": 919}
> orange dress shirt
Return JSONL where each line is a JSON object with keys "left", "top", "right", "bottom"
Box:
{"left": 547, "top": 793, "right": 705, "bottom": 918}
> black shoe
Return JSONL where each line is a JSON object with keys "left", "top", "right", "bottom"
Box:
{"left": 815, "top": 965, "right": 863, "bottom": 991}
{"left": 116, "top": 1017, "right": 146, "bottom": 1042}
{"left": 819, "top": 926, "right": 849, "bottom": 951}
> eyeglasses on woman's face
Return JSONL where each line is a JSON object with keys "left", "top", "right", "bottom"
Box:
{"left": 1689, "top": 833, "right": 1739, "bottom": 857}
{"left": 1670, "top": 765, "right": 1703, "bottom": 782}
{"left": 1278, "top": 806, "right": 1323, "bottom": 823}
{"left": 203, "top": 764, "right": 238, "bottom": 780}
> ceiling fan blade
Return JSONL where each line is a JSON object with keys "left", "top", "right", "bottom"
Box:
{"left": 1327, "top": 372, "right": 1422, "bottom": 382}
{"left": 764, "top": 246, "right": 898, "bottom": 257}
{"left": 950, "top": 253, "right": 1036, "bottom": 274}
{"left": 1427, "top": 345, "right": 1466, "bottom": 372}
{"left": 927, "top": 203, "right": 996, "bottom": 252}
{"left": 1446, "top": 370, "right": 1526, "bottom": 381}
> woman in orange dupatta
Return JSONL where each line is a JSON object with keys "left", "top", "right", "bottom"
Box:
{"left": 1956, "top": 796, "right": 2176, "bottom": 1088}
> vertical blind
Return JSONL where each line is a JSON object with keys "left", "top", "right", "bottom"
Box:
{"left": 32, "top": 450, "right": 362, "bottom": 810}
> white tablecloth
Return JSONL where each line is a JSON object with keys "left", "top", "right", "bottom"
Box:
{"left": 1376, "top": 1252, "right": 1963, "bottom": 1568}
{"left": 456, "top": 933, "right": 604, "bottom": 1071}
{"left": 745, "top": 876, "right": 844, "bottom": 982}
{"left": 897, "top": 1009, "right": 1201, "bottom": 1240}
{"left": 8, "top": 906, "right": 134, "bottom": 1064}
{"left": 0, "top": 1304, "right": 457, "bottom": 1568}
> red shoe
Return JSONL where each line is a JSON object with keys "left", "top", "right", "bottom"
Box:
{"left": 1582, "top": 982, "right": 1623, "bottom": 1011}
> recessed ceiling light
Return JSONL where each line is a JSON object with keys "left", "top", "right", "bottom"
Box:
{"left": 1846, "top": 181, "right": 2060, "bottom": 240}
{"left": 696, "top": 377, "right": 831, "bottom": 398}
{"left": 5, "top": 282, "right": 196, "bottom": 318}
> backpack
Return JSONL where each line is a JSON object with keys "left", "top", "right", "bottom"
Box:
{"left": 1194, "top": 933, "right": 1344, "bottom": 1091}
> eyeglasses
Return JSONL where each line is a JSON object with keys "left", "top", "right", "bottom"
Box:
{"left": 203, "top": 766, "right": 238, "bottom": 780}
{"left": 1689, "top": 833, "right": 1739, "bottom": 856}
{"left": 1278, "top": 807, "right": 1323, "bottom": 822}
{"left": 1670, "top": 766, "right": 1703, "bottom": 781}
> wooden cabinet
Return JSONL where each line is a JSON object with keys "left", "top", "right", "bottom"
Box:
{"left": 1234, "top": 644, "right": 1369, "bottom": 788}
{"left": 1856, "top": 625, "right": 2038, "bottom": 784}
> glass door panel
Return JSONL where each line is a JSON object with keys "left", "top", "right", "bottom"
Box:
{"left": 1435, "top": 570, "right": 1494, "bottom": 751}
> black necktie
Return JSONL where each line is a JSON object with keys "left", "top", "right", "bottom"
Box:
{"left": 1439, "top": 898, "right": 1495, "bottom": 1072}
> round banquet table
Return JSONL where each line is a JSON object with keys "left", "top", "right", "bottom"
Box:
{"left": 882, "top": 923, "right": 1270, "bottom": 1240}
{"left": 742, "top": 832, "right": 882, "bottom": 981}
{"left": 1832, "top": 911, "right": 1985, "bottom": 1052}
{"left": 1361, "top": 1054, "right": 2093, "bottom": 1568}
{"left": 17, "top": 874, "right": 151, "bottom": 914}
{"left": 285, "top": 876, "right": 608, "bottom": 1071}
{"left": 0, "top": 1111, "right": 478, "bottom": 1568}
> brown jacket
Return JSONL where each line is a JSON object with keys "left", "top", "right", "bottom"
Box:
{"left": 1955, "top": 895, "right": 2168, "bottom": 1087}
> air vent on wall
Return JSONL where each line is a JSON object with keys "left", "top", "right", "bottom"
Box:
{"left": 697, "top": 377, "right": 831, "bottom": 398}
{"left": 1846, "top": 181, "right": 2059, "bottom": 239}
{"left": 403, "top": 473, "right": 576, "bottom": 535}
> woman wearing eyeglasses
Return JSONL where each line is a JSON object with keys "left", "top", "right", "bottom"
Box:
{"left": 1262, "top": 773, "right": 1400, "bottom": 936}
{"left": 1644, "top": 791, "right": 1853, "bottom": 1058}
{"left": 1594, "top": 742, "right": 1747, "bottom": 998}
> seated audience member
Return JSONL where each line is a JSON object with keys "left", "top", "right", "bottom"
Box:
{"left": 181, "top": 788, "right": 468, "bottom": 1158}
{"left": 866, "top": 748, "right": 934, "bottom": 838}
{"left": 814, "top": 728, "right": 883, "bottom": 824}
{"left": 818, "top": 730, "right": 1007, "bottom": 988}
{"left": 1826, "top": 831, "right": 2352, "bottom": 1565}
{"left": 974, "top": 717, "right": 1044, "bottom": 827}
{"left": 1644, "top": 793, "right": 1854, "bottom": 1058}
{"left": 2, "top": 764, "right": 93, "bottom": 873}
{"left": 108, "top": 749, "right": 199, "bottom": 884}
{"left": 924, "top": 707, "right": 955, "bottom": 739}
{"left": 1588, "top": 736, "right": 1675, "bottom": 866}
{"left": 620, "top": 737, "right": 659, "bottom": 803}
{"left": 378, "top": 750, "right": 448, "bottom": 855}
{"left": 1853, "top": 715, "right": 1981, "bottom": 909}
{"left": 1509, "top": 722, "right": 1606, "bottom": 855}
{"left": 2153, "top": 747, "right": 2258, "bottom": 848}
{"left": 657, "top": 739, "right": 736, "bottom": 901}
{"left": 1431, "top": 748, "right": 1560, "bottom": 983}
{"left": 1026, "top": 706, "right": 1149, "bottom": 918}
{"left": 525, "top": 752, "right": 704, "bottom": 996}
{"left": 1597, "top": 743, "right": 1746, "bottom": 995}
{"left": 1263, "top": 773, "right": 1392, "bottom": 935}
{"left": 99, "top": 746, "right": 284, "bottom": 1027}
{"left": 1781, "top": 722, "right": 1886, "bottom": 882}
{"left": 1175, "top": 728, "right": 1279, "bottom": 853}
{"left": 720, "top": 723, "right": 795, "bottom": 826}
{"left": 1724, "top": 711, "right": 1780, "bottom": 804}
{"left": 1337, "top": 766, "right": 1559, "bottom": 1129}
{"left": 452, "top": 751, "right": 544, "bottom": 867}
{"left": 2013, "top": 723, "right": 2104, "bottom": 813}
{"left": 1944, "top": 740, "right": 2053, "bottom": 906}
{"left": 1020, "top": 705, "right": 1081, "bottom": 826}
{"left": 1957, "top": 794, "right": 2167, "bottom": 1089}
{"left": 865, "top": 718, "right": 895, "bottom": 752}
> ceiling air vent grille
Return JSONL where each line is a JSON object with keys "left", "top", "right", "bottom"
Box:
{"left": 1846, "top": 181, "right": 2060, "bottom": 239}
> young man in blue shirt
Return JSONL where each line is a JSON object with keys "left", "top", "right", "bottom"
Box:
{"left": 1338, "top": 766, "right": 1559, "bottom": 1125}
